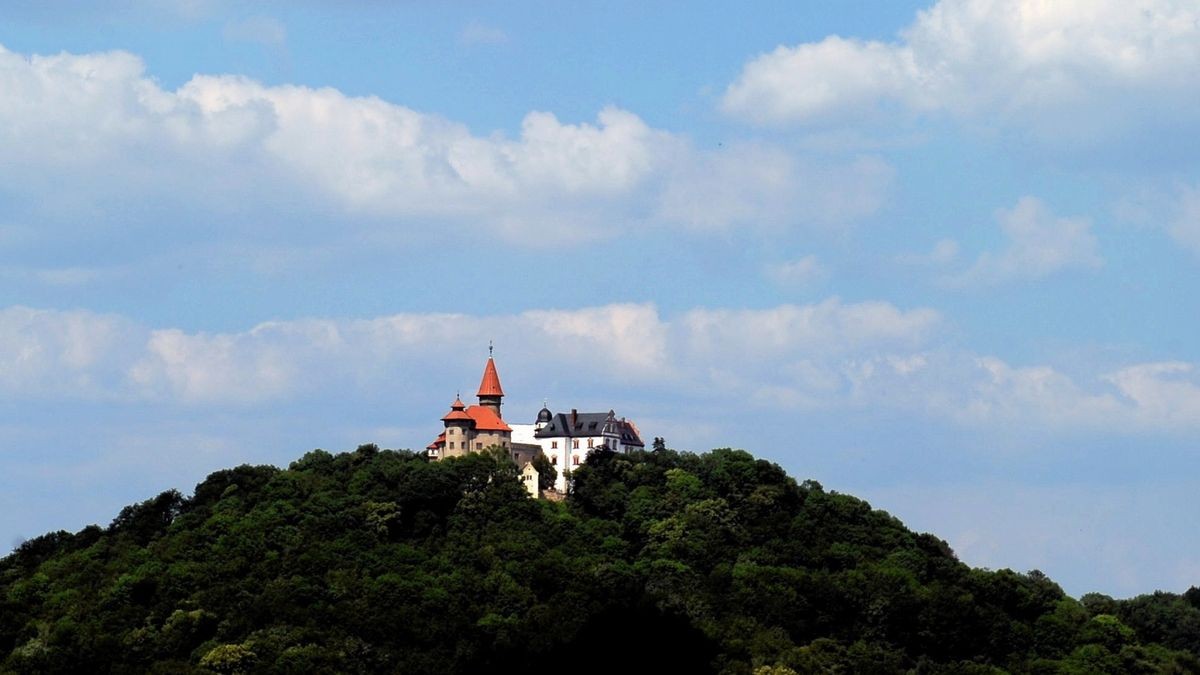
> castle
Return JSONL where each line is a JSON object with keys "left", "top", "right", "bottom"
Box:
{"left": 426, "top": 352, "right": 644, "bottom": 496}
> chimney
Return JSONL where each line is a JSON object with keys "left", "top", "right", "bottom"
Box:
{"left": 571, "top": 409, "right": 578, "bottom": 427}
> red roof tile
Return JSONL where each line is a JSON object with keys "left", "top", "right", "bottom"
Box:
{"left": 442, "top": 395, "right": 471, "bottom": 421}
{"left": 465, "top": 405, "right": 511, "bottom": 432}
{"left": 477, "top": 357, "right": 504, "bottom": 397}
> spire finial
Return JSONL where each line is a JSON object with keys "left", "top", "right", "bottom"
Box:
{"left": 489, "top": 340, "right": 493, "bottom": 358}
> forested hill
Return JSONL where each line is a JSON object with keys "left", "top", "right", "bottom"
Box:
{"left": 3, "top": 447, "right": 1200, "bottom": 674}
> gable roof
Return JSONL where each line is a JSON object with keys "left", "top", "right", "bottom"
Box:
{"left": 535, "top": 411, "right": 644, "bottom": 446}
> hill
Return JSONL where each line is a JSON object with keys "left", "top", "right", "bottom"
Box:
{"left": 3, "top": 445, "right": 1200, "bottom": 674}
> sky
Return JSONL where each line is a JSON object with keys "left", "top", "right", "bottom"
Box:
{"left": 1, "top": 0, "right": 1199, "bottom": 598}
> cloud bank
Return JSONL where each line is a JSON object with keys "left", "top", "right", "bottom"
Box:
{"left": 4, "top": 302, "right": 1199, "bottom": 436}
{"left": 723, "top": 0, "right": 1200, "bottom": 144}
{"left": 0, "top": 44, "right": 891, "bottom": 252}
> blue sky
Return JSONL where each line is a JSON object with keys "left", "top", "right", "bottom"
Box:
{"left": 3, "top": 0, "right": 1200, "bottom": 598}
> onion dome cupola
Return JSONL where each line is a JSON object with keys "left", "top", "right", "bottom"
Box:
{"left": 536, "top": 405, "right": 553, "bottom": 424}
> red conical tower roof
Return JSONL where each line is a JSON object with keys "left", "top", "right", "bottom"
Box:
{"left": 477, "top": 357, "right": 504, "bottom": 397}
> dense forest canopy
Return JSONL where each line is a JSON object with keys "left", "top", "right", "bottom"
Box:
{"left": 3, "top": 444, "right": 1200, "bottom": 674}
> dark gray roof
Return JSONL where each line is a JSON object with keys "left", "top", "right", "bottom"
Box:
{"left": 535, "top": 411, "right": 644, "bottom": 446}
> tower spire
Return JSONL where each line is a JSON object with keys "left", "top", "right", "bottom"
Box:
{"left": 477, "top": 348, "right": 504, "bottom": 417}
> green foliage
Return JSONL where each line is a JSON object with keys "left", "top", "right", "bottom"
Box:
{"left": 200, "top": 643, "right": 256, "bottom": 673}
{"left": 2, "top": 444, "right": 1198, "bottom": 674}
{"left": 530, "top": 452, "right": 557, "bottom": 492}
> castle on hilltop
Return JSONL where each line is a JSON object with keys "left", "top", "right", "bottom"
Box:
{"left": 426, "top": 351, "right": 644, "bottom": 496}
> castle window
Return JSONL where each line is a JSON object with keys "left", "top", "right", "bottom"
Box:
{"left": 587, "top": 438, "right": 594, "bottom": 448}
{"left": 550, "top": 456, "right": 557, "bottom": 464}
{"left": 476, "top": 443, "right": 483, "bottom": 450}
{"left": 573, "top": 455, "right": 580, "bottom": 465}
{"left": 573, "top": 440, "right": 579, "bottom": 449}
{"left": 449, "top": 442, "right": 455, "bottom": 449}
{"left": 551, "top": 441, "right": 558, "bottom": 449}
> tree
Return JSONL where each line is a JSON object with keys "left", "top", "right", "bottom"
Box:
{"left": 200, "top": 644, "right": 257, "bottom": 674}
{"left": 531, "top": 452, "right": 557, "bottom": 492}
{"left": 653, "top": 436, "right": 667, "bottom": 452}
{"left": 5, "top": 444, "right": 1200, "bottom": 674}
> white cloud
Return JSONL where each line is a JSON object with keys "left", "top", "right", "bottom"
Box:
{"left": 765, "top": 254, "right": 826, "bottom": 287}
{"left": 0, "top": 300, "right": 935, "bottom": 405}
{"left": 0, "top": 306, "right": 141, "bottom": 398}
{"left": 959, "top": 356, "right": 1124, "bottom": 426}
{"left": 130, "top": 328, "right": 300, "bottom": 404}
{"left": 723, "top": 0, "right": 1200, "bottom": 142}
{"left": 863, "top": 353, "right": 1200, "bottom": 434}
{"left": 950, "top": 196, "right": 1101, "bottom": 285}
{"left": 724, "top": 37, "right": 917, "bottom": 125}
{"left": 679, "top": 299, "right": 939, "bottom": 360}
{"left": 6, "top": 300, "right": 1198, "bottom": 435}
{"left": 520, "top": 304, "right": 670, "bottom": 379}
{"left": 1105, "top": 362, "right": 1200, "bottom": 428}
{"left": 0, "top": 44, "right": 890, "bottom": 252}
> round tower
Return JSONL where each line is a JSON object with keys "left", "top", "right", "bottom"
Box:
{"left": 441, "top": 396, "right": 473, "bottom": 458}
{"left": 477, "top": 353, "right": 504, "bottom": 418}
